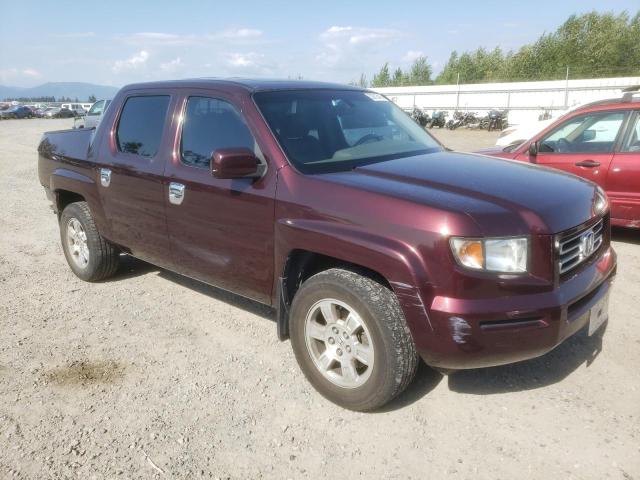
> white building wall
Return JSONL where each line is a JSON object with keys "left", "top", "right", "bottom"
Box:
{"left": 373, "top": 77, "right": 640, "bottom": 126}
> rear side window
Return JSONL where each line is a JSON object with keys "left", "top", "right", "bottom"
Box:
{"left": 116, "top": 96, "right": 170, "bottom": 157}
{"left": 180, "top": 96, "right": 259, "bottom": 168}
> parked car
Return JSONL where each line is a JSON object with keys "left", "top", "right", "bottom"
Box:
{"left": 38, "top": 79, "right": 616, "bottom": 411}
{"left": 0, "top": 105, "right": 33, "bottom": 119}
{"left": 61, "top": 103, "right": 88, "bottom": 116}
{"left": 479, "top": 90, "right": 640, "bottom": 229}
{"left": 74, "top": 99, "right": 111, "bottom": 129}
{"left": 34, "top": 107, "right": 47, "bottom": 117}
{"left": 43, "top": 107, "right": 61, "bottom": 118}
{"left": 59, "top": 107, "right": 77, "bottom": 118}
{"left": 44, "top": 107, "right": 75, "bottom": 118}
{"left": 496, "top": 117, "right": 555, "bottom": 147}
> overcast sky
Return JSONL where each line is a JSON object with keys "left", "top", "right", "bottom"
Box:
{"left": 0, "top": 0, "right": 637, "bottom": 87}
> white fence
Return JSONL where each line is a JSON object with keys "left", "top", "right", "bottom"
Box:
{"left": 373, "top": 77, "right": 640, "bottom": 126}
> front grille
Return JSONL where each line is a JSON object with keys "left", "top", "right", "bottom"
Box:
{"left": 557, "top": 218, "right": 604, "bottom": 275}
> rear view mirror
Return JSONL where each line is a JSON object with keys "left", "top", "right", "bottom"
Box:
{"left": 211, "top": 148, "right": 260, "bottom": 179}
{"left": 582, "top": 129, "right": 596, "bottom": 142}
{"left": 528, "top": 141, "right": 538, "bottom": 159}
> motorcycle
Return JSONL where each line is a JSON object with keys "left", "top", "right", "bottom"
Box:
{"left": 538, "top": 108, "right": 552, "bottom": 121}
{"left": 410, "top": 107, "right": 429, "bottom": 127}
{"left": 446, "top": 111, "right": 465, "bottom": 130}
{"left": 487, "top": 109, "right": 508, "bottom": 131}
{"left": 464, "top": 111, "right": 481, "bottom": 128}
{"left": 427, "top": 110, "right": 448, "bottom": 129}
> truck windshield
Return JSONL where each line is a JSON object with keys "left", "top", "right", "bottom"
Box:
{"left": 253, "top": 90, "right": 441, "bottom": 174}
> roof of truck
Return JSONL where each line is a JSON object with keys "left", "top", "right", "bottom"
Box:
{"left": 121, "top": 78, "right": 364, "bottom": 93}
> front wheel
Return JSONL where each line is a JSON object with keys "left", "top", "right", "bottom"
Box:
{"left": 289, "top": 269, "right": 418, "bottom": 411}
{"left": 59, "top": 202, "right": 119, "bottom": 282}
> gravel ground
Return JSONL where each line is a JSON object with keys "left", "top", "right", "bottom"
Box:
{"left": 1, "top": 118, "right": 639, "bottom": 480}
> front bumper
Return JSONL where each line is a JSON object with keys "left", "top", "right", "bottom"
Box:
{"left": 415, "top": 246, "right": 616, "bottom": 370}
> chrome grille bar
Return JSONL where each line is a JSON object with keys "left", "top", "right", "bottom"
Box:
{"left": 557, "top": 219, "right": 604, "bottom": 275}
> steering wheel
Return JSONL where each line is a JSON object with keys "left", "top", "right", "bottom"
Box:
{"left": 556, "top": 138, "right": 571, "bottom": 153}
{"left": 353, "top": 133, "right": 383, "bottom": 147}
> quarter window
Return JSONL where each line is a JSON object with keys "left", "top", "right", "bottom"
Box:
{"left": 539, "top": 112, "right": 624, "bottom": 154}
{"left": 180, "top": 96, "right": 260, "bottom": 168}
{"left": 116, "top": 96, "right": 170, "bottom": 157}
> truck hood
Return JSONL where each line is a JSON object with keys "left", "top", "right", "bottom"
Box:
{"left": 318, "top": 151, "right": 601, "bottom": 235}
{"left": 473, "top": 146, "right": 517, "bottom": 158}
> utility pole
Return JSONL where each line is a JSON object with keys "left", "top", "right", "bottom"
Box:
{"left": 564, "top": 66, "right": 570, "bottom": 108}
{"left": 456, "top": 72, "right": 461, "bottom": 111}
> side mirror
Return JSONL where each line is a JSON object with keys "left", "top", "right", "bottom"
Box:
{"left": 211, "top": 147, "right": 260, "bottom": 179}
{"left": 528, "top": 141, "right": 538, "bottom": 159}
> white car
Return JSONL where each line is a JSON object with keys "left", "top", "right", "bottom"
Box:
{"left": 495, "top": 118, "right": 555, "bottom": 147}
{"left": 73, "top": 99, "right": 111, "bottom": 129}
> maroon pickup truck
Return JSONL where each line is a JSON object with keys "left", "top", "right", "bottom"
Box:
{"left": 38, "top": 79, "right": 616, "bottom": 410}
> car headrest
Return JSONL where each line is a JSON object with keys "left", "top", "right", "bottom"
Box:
{"left": 280, "top": 113, "right": 312, "bottom": 139}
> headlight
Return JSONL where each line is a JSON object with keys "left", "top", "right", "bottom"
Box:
{"left": 450, "top": 237, "right": 528, "bottom": 273}
{"left": 593, "top": 187, "right": 608, "bottom": 216}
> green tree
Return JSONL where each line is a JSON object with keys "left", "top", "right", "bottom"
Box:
{"left": 371, "top": 63, "right": 391, "bottom": 87}
{"left": 407, "top": 56, "right": 433, "bottom": 85}
{"left": 392, "top": 67, "right": 406, "bottom": 86}
{"left": 435, "top": 51, "right": 460, "bottom": 84}
{"left": 88, "top": 94, "right": 97, "bottom": 103}
{"left": 436, "top": 10, "right": 640, "bottom": 83}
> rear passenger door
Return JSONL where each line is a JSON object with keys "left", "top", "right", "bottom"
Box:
{"left": 164, "top": 91, "right": 276, "bottom": 303}
{"left": 532, "top": 111, "right": 626, "bottom": 189}
{"left": 608, "top": 111, "right": 640, "bottom": 224}
{"left": 96, "top": 92, "right": 175, "bottom": 268}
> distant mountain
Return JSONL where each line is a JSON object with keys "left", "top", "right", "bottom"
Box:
{"left": 0, "top": 82, "right": 119, "bottom": 101}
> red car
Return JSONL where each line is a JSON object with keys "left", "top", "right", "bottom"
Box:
{"left": 479, "top": 91, "right": 640, "bottom": 228}
{"left": 38, "top": 79, "right": 616, "bottom": 410}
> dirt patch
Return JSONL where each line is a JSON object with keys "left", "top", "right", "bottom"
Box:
{"left": 45, "top": 360, "right": 125, "bottom": 386}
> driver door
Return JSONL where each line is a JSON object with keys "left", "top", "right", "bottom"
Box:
{"left": 529, "top": 110, "right": 626, "bottom": 188}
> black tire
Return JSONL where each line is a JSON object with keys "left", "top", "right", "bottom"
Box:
{"left": 289, "top": 268, "right": 418, "bottom": 411}
{"left": 59, "top": 202, "right": 119, "bottom": 282}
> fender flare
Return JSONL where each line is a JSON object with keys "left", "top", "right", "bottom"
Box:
{"left": 274, "top": 218, "right": 435, "bottom": 340}
{"left": 49, "top": 168, "right": 111, "bottom": 239}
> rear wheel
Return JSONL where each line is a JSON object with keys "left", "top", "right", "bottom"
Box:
{"left": 59, "top": 202, "right": 119, "bottom": 282}
{"left": 289, "top": 268, "right": 418, "bottom": 411}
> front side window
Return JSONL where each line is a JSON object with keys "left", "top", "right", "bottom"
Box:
{"left": 539, "top": 111, "right": 625, "bottom": 154}
{"left": 621, "top": 113, "right": 640, "bottom": 153}
{"left": 253, "top": 90, "right": 441, "bottom": 174}
{"left": 116, "top": 95, "right": 170, "bottom": 157}
{"left": 180, "top": 96, "right": 260, "bottom": 168}
{"left": 88, "top": 100, "right": 105, "bottom": 116}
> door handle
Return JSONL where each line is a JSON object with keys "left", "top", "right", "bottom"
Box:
{"left": 169, "top": 182, "right": 185, "bottom": 205}
{"left": 100, "top": 168, "right": 111, "bottom": 187}
{"left": 574, "top": 160, "right": 600, "bottom": 168}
